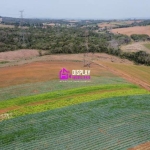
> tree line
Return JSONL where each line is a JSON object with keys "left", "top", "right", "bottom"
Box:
{"left": 0, "top": 26, "right": 149, "bottom": 65}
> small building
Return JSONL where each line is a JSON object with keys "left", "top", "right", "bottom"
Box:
{"left": 43, "top": 23, "right": 55, "bottom": 28}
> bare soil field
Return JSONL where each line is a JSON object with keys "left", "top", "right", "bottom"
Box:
{"left": 128, "top": 141, "right": 150, "bottom": 150}
{"left": 111, "top": 26, "right": 150, "bottom": 36}
{"left": 0, "top": 60, "right": 113, "bottom": 88}
{"left": 121, "top": 42, "right": 150, "bottom": 54}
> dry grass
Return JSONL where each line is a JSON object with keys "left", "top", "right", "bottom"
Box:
{"left": 0, "top": 24, "right": 14, "bottom": 28}
{"left": 0, "top": 52, "right": 133, "bottom": 67}
{"left": 111, "top": 26, "right": 150, "bottom": 36}
{"left": 121, "top": 42, "right": 150, "bottom": 54}
{"left": 98, "top": 23, "right": 116, "bottom": 28}
{"left": 0, "top": 49, "right": 40, "bottom": 61}
{"left": 101, "top": 61, "right": 150, "bottom": 85}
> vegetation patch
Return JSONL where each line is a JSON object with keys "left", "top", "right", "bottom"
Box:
{"left": 0, "top": 61, "right": 9, "bottom": 64}
{"left": 144, "top": 43, "right": 150, "bottom": 50}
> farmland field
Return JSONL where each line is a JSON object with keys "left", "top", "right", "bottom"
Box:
{"left": 0, "top": 60, "right": 117, "bottom": 88}
{"left": 1, "top": 1, "right": 150, "bottom": 149}
{"left": 1, "top": 83, "right": 148, "bottom": 119}
{"left": 0, "top": 53, "right": 150, "bottom": 150}
{"left": 111, "top": 26, "right": 150, "bottom": 36}
{"left": 0, "top": 94, "right": 150, "bottom": 150}
{"left": 0, "top": 76, "right": 127, "bottom": 101}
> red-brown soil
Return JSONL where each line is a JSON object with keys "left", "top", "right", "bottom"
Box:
{"left": 0, "top": 60, "right": 111, "bottom": 88}
{"left": 128, "top": 141, "right": 150, "bottom": 150}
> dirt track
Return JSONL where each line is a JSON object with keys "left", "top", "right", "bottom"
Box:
{"left": 94, "top": 60, "right": 150, "bottom": 91}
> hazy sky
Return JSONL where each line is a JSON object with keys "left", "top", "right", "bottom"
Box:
{"left": 0, "top": 0, "right": 150, "bottom": 19}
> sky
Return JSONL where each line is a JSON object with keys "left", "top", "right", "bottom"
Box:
{"left": 0, "top": 0, "right": 150, "bottom": 19}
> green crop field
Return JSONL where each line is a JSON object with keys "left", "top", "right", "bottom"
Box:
{"left": 1, "top": 83, "right": 149, "bottom": 119}
{"left": 0, "top": 94, "right": 150, "bottom": 150}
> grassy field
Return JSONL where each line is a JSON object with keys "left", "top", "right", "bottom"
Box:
{"left": 1, "top": 94, "right": 150, "bottom": 150}
{"left": 121, "top": 42, "right": 150, "bottom": 54}
{"left": 101, "top": 62, "right": 150, "bottom": 85}
{"left": 144, "top": 43, "right": 150, "bottom": 50}
{"left": 111, "top": 26, "right": 150, "bottom": 36}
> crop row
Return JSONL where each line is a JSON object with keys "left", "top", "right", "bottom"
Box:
{"left": 1, "top": 84, "right": 149, "bottom": 118}
{"left": 0, "top": 77, "right": 127, "bottom": 101}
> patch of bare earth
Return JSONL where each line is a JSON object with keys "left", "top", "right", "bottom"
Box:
{"left": 128, "top": 142, "right": 150, "bottom": 150}
{"left": 0, "top": 59, "right": 112, "bottom": 88}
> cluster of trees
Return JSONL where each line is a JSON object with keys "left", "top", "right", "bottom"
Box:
{"left": 0, "top": 26, "right": 131, "bottom": 52}
{"left": 111, "top": 19, "right": 150, "bottom": 29}
{"left": 0, "top": 26, "right": 149, "bottom": 65}
{"left": 130, "top": 34, "right": 150, "bottom": 41}
{"left": 102, "top": 48, "right": 150, "bottom": 66}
